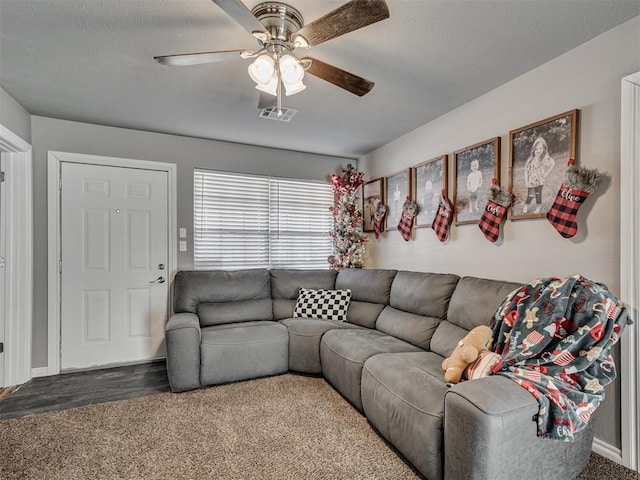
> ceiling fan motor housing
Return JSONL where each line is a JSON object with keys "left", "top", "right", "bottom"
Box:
{"left": 251, "top": 2, "right": 303, "bottom": 42}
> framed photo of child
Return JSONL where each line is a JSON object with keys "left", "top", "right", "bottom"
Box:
{"left": 385, "top": 169, "right": 412, "bottom": 230}
{"left": 413, "top": 155, "right": 448, "bottom": 228}
{"left": 509, "top": 109, "right": 579, "bottom": 220}
{"left": 453, "top": 138, "right": 501, "bottom": 225}
{"left": 362, "top": 178, "right": 385, "bottom": 233}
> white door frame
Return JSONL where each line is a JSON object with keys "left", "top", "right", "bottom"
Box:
{"left": 620, "top": 71, "right": 640, "bottom": 472}
{"left": 0, "top": 124, "right": 33, "bottom": 387}
{"left": 47, "top": 151, "right": 177, "bottom": 375}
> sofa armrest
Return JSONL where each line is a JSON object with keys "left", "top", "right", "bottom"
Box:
{"left": 444, "top": 375, "right": 593, "bottom": 480}
{"left": 165, "top": 313, "right": 202, "bottom": 392}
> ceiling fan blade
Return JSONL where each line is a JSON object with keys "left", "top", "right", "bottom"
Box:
{"left": 292, "top": 0, "right": 389, "bottom": 48}
{"left": 154, "top": 50, "right": 249, "bottom": 66}
{"left": 211, "top": 0, "right": 269, "bottom": 38}
{"left": 303, "top": 57, "right": 374, "bottom": 97}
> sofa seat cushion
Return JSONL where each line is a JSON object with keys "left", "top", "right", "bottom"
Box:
{"left": 361, "top": 352, "right": 449, "bottom": 480}
{"left": 320, "top": 329, "right": 422, "bottom": 411}
{"left": 280, "top": 318, "right": 364, "bottom": 374}
{"left": 200, "top": 321, "right": 288, "bottom": 386}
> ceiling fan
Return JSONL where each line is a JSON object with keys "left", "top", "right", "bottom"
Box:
{"left": 154, "top": 0, "right": 390, "bottom": 116}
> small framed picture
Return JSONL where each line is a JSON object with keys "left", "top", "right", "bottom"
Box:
{"left": 362, "top": 178, "right": 385, "bottom": 232}
{"left": 385, "top": 169, "right": 412, "bottom": 230}
{"left": 509, "top": 109, "right": 579, "bottom": 220}
{"left": 413, "top": 155, "right": 448, "bottom": 228}
{"left": 453, "top": 137, "right": 501, "bottom": 225}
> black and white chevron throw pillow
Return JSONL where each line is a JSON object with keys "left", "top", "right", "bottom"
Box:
{"left": 293, "top": 288, "right": 352, "bottom": 322}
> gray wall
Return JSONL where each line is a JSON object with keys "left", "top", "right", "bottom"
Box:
{"left": 360, "top": 17, "right": 640, "bottom": 449}
{"left": 0, "top": 86, "right": 31, "bottom": 143}
{"left": 30, "top": 116, "right": 353, "bottom": 369}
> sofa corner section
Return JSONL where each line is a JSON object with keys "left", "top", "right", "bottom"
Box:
{"left": 443, "top": 375, "right": 593, "bottom": 480}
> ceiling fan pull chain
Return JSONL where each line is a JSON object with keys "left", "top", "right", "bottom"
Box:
{"left": 276, "top": 58, "right": 283, "bottom": 117}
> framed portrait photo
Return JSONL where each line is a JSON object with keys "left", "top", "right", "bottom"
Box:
{"left": 509, "top": 109, "right": 579, "bottom": 220}
{"left": 385, "top": 169, "right": 412, "bottom": 230}
{"left": 413, "top": 155, "right": 448, "bottom": 228}
{"left": 453, "top": 137, "right": 500, "bottom": 225}
{"left": 362, "top": 178, "right": 385, "bottom": 233}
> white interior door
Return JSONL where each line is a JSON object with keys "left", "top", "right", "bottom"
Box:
{"left": 60, "top": 162, "right": 169, "bottom": 370}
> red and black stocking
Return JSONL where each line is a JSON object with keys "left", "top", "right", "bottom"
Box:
{"left": 431, "top": 190, "right": 454, "bottom": 242}
{"left": 546, "top": 159, "right": 602, "bottom": 238}
{"left": 478, "top": 179, "right": 512, "bottom": 242}
{"left": 373, "top": 202, "right": 387, "bottom": 239}
{"left": 398, "top": 197, "right": 418, "bottom": 241}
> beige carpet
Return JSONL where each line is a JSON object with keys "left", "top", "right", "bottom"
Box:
{"left": 2, "top": 373, "right": 638, "bottom": 480}
{"left": 0, "top": 374, "right": 419, "bottom": 480}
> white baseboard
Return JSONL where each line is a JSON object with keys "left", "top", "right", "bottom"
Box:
{"left": 592, "top": 436, "right": 623, "bottom": 465}
{"left": 31, "top": 367, "right": 50, "bottom": 378}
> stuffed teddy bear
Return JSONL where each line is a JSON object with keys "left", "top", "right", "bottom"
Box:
{"left": 442, "top": 325, "right": 493, "bottom": 384}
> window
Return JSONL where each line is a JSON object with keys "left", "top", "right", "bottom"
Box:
{"left": 194, "top": 169, "right": 333, "bottom": 270}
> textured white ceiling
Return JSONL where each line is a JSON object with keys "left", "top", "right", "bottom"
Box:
{"left": 0, "top": 0, "right": 638, "bottom": 158}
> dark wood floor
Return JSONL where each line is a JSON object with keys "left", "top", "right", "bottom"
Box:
{"left": 0, "top": 361, "right": 170, "bottom": 420}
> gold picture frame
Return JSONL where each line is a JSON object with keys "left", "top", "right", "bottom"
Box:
{"left": 453, "top": 137, "right": 501, "bottom": 225}
{"left": 509, "top": 109, "right": 579, "bottom": 220}
{"left": 413, "top": 155, "right": 448, "bottom": 228}
{"left": 362, "top": 178, "right": 385, "bottom": 233}
{"left": 384, "top": 169, "right": 412, "bottom": 230}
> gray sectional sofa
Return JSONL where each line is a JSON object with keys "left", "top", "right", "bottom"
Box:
{"left": 165, "top": 268, "right": 594, "bottom": 480}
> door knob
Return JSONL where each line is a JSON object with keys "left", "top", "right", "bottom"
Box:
{"left": 149, "top": 276, "right": 165, "bottom": 285}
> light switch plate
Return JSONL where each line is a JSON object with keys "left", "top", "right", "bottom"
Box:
{"left": 179, "top": 228, "right": 187, "bottom": 238}
{"left": 179, "top": 240, "right": 187, "bottom": 252}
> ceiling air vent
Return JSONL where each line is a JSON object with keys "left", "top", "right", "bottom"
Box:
{"left": 258, "top": 107, "right": 298, "bottom": 122}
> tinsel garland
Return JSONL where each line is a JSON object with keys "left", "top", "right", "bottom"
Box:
{"left": 327, "top": 164, "right": 369, "bottom": 270}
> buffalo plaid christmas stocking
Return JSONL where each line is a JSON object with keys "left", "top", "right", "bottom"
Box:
{"left": 478, "top": 179, "right": 512, "bottom": 242}
{"left": 398, "top": 197, "right": 418, "bottom": 241}
{"left": 546, "top": 159, "right": 602, "bottom": 238}
{"left": 373, "top": 202, "right": 387, "bottom": 239}
{"left": 432, "top": 190, "right": 454, "bottom": 242}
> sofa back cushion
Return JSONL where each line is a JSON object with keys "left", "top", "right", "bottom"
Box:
{"left": 270, "top": 269, "right": 337, "bottom": 319}
{"left": 430, "top": 276, "right": 522, "bottom": 357}
{"left": 173, "top": 269, "right": 272, "bottom": 327}
{"left": 335, "top": 269, "right": 397, "bottom": 328}
{"left": 376, "top": 272, "right": 460, "bottom": 349}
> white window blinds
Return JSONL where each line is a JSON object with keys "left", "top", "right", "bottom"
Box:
{"left": 194, "top": 169, "right": 333, "bottom": 270}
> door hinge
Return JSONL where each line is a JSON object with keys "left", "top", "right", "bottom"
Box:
{"left": 0, "top": 343, "right": 4, "bottom": 353}
{"left": 0, "top": 171, "right": 5, "bottom": 183}
{"left": 59, "top": 260, "right": 62, "bottom": 273}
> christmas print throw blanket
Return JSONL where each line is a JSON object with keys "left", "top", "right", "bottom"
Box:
{"left": 489, "top": 275, "right": 632, "bottom": 441}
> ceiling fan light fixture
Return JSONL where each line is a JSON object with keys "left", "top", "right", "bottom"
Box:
{"left": 248, "top": 54, "right": 275, "bottom": 85}
{"left": 255, "top": 71, "right": 279, "bottom": 96}
{"left": 279, "top": 55, "right": 303, "bottom": 82}
{"left": 283, "top": 79, "right": 306, "bottom": 96}
{"left": 279, "top": 54, "right": 306, "bottom": 96}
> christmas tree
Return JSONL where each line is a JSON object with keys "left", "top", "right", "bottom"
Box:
{"left": 328, "top": 164, "right": 369, "bottom": 270}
